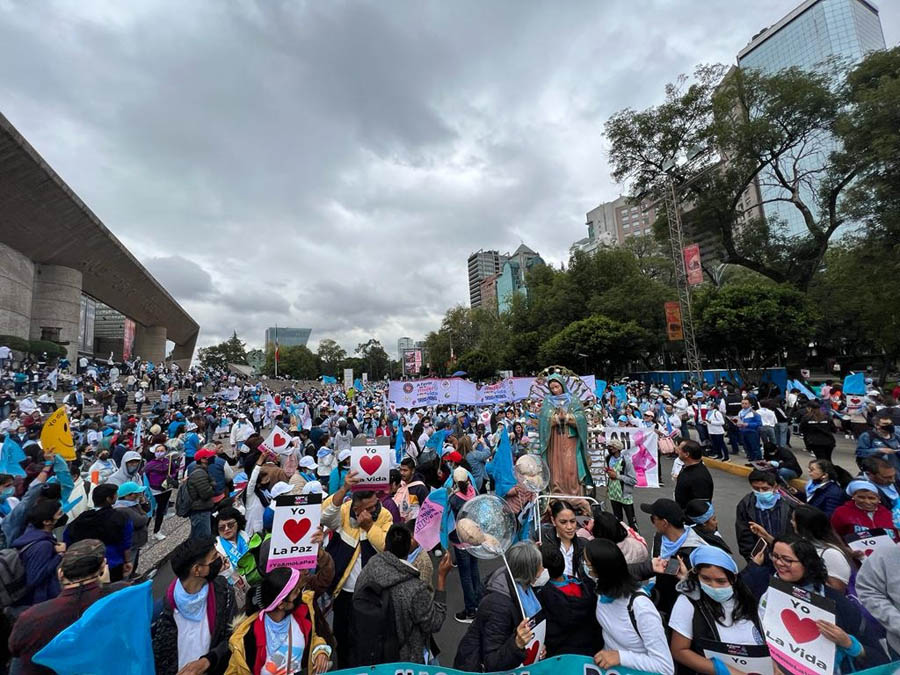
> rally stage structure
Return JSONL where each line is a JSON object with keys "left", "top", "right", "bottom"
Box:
{"left": 0, "top": 112, "right": 198, "bottom": 366}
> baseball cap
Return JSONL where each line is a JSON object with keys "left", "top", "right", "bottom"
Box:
{"left": 60, "top": 538, "right": 106, "bottom": 580}
{"left": 445, "top": 451, "right": 463, "bottom": 464}
{"left": 194, "top": 448, "right": 216, "bottom": 461}
{"left": 337, "top": 449, "right": 351, "bottom": 462}
{"left": 298, "top": 456, "right": 316, "bottom": 470}
{"left": 452, "top": 467, "right": 469, "bottom": 482}
{"left": 301, "top": 480, "right": 323, "bottom": 495}
{"left": 116, "top": 481, "right": 143, "bottom": 498}
{"left": 639, "top": 498, "right": 683, "bottom": 523}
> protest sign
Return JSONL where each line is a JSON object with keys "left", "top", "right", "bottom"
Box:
{"left": 845, "top": 528, "right": 897, "bottom": 559}
{"left": 762, "top": 578, "right": 836, "bottom": 675}
{"left": 267, "top": 493, "right": 322, "bottom": 572}
{"left": 344, "top": 368, "right": 354, "bottom": 391}
{"left": 41, "top": 407, "right": 76, "bottom": 460}
{"left": 328, "top": 653, "right": 655, "bottom": 675}
{"left": 350, "top": 437, "right": 391, "bottom": 491}
{"left": 602, "top": 427, "right": 659, "bottom": 488}
{"left": 701, "top": 643, "right": 772, "bottom": 675}
{"left": 413, "top": 496, "right": 444, "bottom": 551}
{"left": 260, "top": 425, "right": 292, "bottom": 456}
{"left": 522, "top": 617, "right": 547, "bottom": 666}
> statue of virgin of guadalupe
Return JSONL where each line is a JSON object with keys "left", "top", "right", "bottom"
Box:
{"left": 538, "top": 373, "right": 592, "bottom": 497}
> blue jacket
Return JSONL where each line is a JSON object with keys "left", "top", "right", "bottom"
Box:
{"left": 466, "top": 442, "right": 492, "bottom": 490}
{"left": 0, "top": 481, "right": 42, "bottom": 547}
{"left": 329, "top": 466, "right": 349, "bottom": 495}
{"left": 807, "top": 480, "right": 846, "bottom": 518}
{"left": 182, "top": 432, "right": 201, "bottom": 459}
{"left": 12, "top": 525, "right": 61, "bottom": 606}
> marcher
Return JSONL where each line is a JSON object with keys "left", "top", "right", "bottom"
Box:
{"left": 605, "top": 439, "right": 638, "bottom": 529}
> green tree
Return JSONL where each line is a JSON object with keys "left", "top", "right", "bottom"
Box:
{"left": 606, "top": 60, "right": 869, "bottom": 290}
{"left": 316, "top": 339, "right": 346, "bottom": 375}
{"left": 538, "top": 315, "right": 652, "bottom": 375}
{"left": 197, "top": 331, "right": 248, "bottom": 369}
{"left": 355, "top": 339, "right": 391, "bottom": 380}
{"left": 264, "top": 344, "right": 319, "bottom": 379}
{"left": 694, "top": 281, "right": 820, "bottom": 382}
{"left": 456, "top": 348, "right": 497, "bottom": 381}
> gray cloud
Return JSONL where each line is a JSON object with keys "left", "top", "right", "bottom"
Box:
{"left": 1, "top": 0, "right": 897, "bottom": 357}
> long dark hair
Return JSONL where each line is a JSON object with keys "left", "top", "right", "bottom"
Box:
{"left": 585, "top": 539, "right": 638, "bottom": 599}
{"left": 792, "top": 505, "right": 856, "bottom": 568}
{"left": 774, "top": 535, "right": 828, "bottom": 587}
{"left": 591, "top": 510, "right": 627, "bottom": 543}
{"left": 682, "top": 564, "right": 759, "bottom": 627}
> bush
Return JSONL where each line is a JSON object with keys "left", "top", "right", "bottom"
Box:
{"left": 0, "top": 335, "right": 31, "bottom": 352}
{"left": 27, "top": 340, "right": 66, "bottom": 359}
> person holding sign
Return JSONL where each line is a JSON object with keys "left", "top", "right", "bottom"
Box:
{"left": 759, "top": 536, "right": 888, "bottom": 672}
{"left": 669, "top": 546, "right": 767, "bottom": 675}
{"left": 321, "top": 470, "right": 392, "bottom": 668}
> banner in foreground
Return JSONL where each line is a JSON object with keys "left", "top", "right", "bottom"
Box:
{"left": 331, "top": 654, "right": 652, "bottom": 675}
{"left": 388, "top": 375, "right": 597, "bottom": 408}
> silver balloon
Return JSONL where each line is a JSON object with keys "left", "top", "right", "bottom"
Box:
{"left": 514, "top": 454, "right": 550, "bottom": 493}
{"left": 455, "top": 495, "right": 517, "bottom": 560}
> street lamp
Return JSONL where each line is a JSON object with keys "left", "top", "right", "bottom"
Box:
{"left": 578, "top": 353, "right": 589, "bottom": 374}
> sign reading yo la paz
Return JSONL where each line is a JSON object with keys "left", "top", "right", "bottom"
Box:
{"left": 267, "top": 493, "right": 322, "bottom": 572}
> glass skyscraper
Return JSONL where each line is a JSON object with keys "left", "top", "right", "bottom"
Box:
{"left": 736, "top": 0, "right": 886, "bottom": 233}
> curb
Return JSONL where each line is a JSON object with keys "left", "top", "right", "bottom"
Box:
{"left": 702, "top": 456, "right": 806, "bottom": 491}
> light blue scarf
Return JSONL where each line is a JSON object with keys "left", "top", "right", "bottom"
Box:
{"left": 515, "top": 583, "right": 542, "bottom": 618}
{"left": 660, "top": 529, "right": 689, "bottom": 559}
{"left": 173, "top": 579, "right": 208, "bottom": 622}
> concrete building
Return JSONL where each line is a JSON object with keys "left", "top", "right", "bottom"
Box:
{"left": 496, "top": 244, "right": 544, "bottom": 314}
{"left": 397, "top": 336, "right": 414, "bottom": 358}
{"left": 467, "top": 249, "right": 505, "bottom": 308}
{"left": 479, "top": 273, "right": 500, "bottom": 315}
{"left": 0, "top": 113, "right": 198, "bottom": 366}
{"left": 737, "top": 0, "right": 885, "bottom": 233}
{"left": 573, "top": 196, "right": 659, "bottom": 254}
{"left": 264, "top": 327, "right": 311, "bottom": 350}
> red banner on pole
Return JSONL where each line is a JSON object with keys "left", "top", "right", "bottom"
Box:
{"left": 683, "top": 244, "right": 702, "bottom": 285}
{"left": 665, "top": 302, "right": 684, "bottom": 341}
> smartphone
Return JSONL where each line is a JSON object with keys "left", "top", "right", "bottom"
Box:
{"left": 751, "top": 538, "right": 768, "bottom": 559}
{"left": 664, "top": 557, "right": 681, "bottom": 575}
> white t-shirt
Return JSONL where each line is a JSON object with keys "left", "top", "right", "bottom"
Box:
{"left": 173, "top": 609, "right": 211, "bottom": 669}
{"left": 758, "top": 408, "right": 777, "bottom": 427}
{"left": 669, "top": 594, "right": 763, "bottom": 644}
{"left": 263, "top": 614, "right": 306, "bottom": 674}
{"left": 818, "top": 546, "right": 852, "bottom": 585}
{"left": 706, "top": 410, "right": 725, "bottom": 435}
{"left": 595, "top": 594, "right": 674, "bottom": 675}
{"left": 0, "top": 346, "right": 11, "bottom": 359}
{"left": 343, "top": 552, "right": 364, "bottom": 593}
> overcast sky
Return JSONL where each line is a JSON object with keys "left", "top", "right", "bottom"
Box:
{"left": 2, "top": 1, "right": 897, "bottom": 358}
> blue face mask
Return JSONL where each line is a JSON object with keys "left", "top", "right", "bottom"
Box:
{"left": 700, "top": 582, "right": 734, "bottom": 604}
{"left": 754, "top": 489, "right": 779, "bottom": 510}
{"left": 582, "top": 561, "right": 597, "bottom": 581}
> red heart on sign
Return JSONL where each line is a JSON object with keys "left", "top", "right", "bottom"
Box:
{"left": 780, "top": 609, "right": 820, "bottom": 644}
{"left": 272, "top": 434, "right": 286, "bottom": 448}
{"left": 522, "top": 640, "right": 540, "bottom": 665}
{"left": 865, "top": 548, "right": 874, "bottom": 556}
{"left": 284, "top": 518, "right": 311, "bottom": 544}
{"left": 359, "top": 455, "right": 382, "bottom": 476}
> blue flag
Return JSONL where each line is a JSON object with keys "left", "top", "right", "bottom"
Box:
{"left": 395, "top": 420, "right": 405, "bottom": 465}
{"left": 486, "top": 426, "right": 516, "bottom": 499}
{"left": 322, "top": 375, "right": 337, "bottom": 385}
{"left": 843, "top": 372, "right": 866, "bottom": 396}
{"left": 612, "top": 385, "right": 627, "bottom": 403}
{"left": 595, "top": 379, "right": 608, "bottom": 399}
{"left": 425, "top": 429, "right": 449, "bottom": 456}
{"left": 142, "top": 474, "right": 156, "bottom": 517}
{"left": 44, "top": 454, "right": 74, "bottom": 503}
{"left": 353, "top": 378, "right": 364, "bottom": 391}
{"left": 0, "top": 436, "right": 26, "bottom": 476}
{"left": 33, "top": 581, "right": 155, "bottom": 675}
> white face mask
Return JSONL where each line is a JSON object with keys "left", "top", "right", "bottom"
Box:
{"left": 532, "top": 569, "right": 550, "bottom": 587}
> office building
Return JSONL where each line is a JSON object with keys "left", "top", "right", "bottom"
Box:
{"left": 467, "top": 249, "right": 505, "bottom": 308}
{"left": 496, "top": 244, "right": 544, "bottom": 314}
{"left": 479, "top": 273, "right": 500, "bottom": 315}
{"left": 572, "top": 196, "right": 659, "bottom": 255}
{"left": 737, "top": 0, "right": 885, "bottom": 232}
{"left": 264, "top": 327, "right": 311, "bottom": 350}
{"left": 397, "top": 336, "right": 414, "bottom": 357}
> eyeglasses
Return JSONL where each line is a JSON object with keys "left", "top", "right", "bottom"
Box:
{"left": 770, "top": 552, "right": 800, "bottom": 566}
{"left": 218, "top": 520, "right": 237, "bottom": 530}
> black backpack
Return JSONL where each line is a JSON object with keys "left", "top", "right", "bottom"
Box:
{"left": 350, "top": 581, "right": 400, "bottom": 666}
{"left": 174, "top": 480, "right": 193, "bottom": 517}
{"left": 0, "top": 542, "right": 38, "bottom": 608}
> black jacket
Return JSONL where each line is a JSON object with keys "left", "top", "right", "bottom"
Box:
{"left": 735, "top": 492, "right": 793, "bottom": 561}
{"left": 536, "top": 579, "right": 601, "bottom": 657}
{"left": 150, "top": 576, "right": 236, "bottom": 675}
{"left": 763, "top": 444, "right": 802, "bottom": 476}
{"left": 539, "top": 524, "right": 591, "bottom": 586}
{"left": 464, "top": 568, "right": 529, "bottom": 672}
{"left": 673, "top": 462, "right": 714, "bottom": 508}
{"left": 799, "top": 416, "right": 835, "bottom": 448}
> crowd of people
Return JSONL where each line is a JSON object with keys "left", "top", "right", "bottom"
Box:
{"left": 1, "top": 347, "right": 900, "bottom": 674}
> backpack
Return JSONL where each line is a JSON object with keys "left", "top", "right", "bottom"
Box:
{"left": 174, "top": 480, "right": 193, "bottom": 517}
{"left": 626, "top": 590, "right": 650, "bottom": 637}
{"left": 0, "top": 542, "right": 37, "bottom": 607}
{"left": 393, "top": 481, "right": 424, "bottom": 522}
{"left": 350, "top": 581, "right": 400, "bottom": 665}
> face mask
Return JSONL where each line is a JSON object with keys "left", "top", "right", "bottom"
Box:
{"left": 205, "top": 557, "right": 223, "bottom": 581}
{"left": 582, "top": 561, "right": 597, "bottom": 581}
{"left": 700, "top": 582, "right": 734, "bottom": 603}
{"left": 754, "top": 489, "right": 779, "bottom": 510}
{"left": 880, "top": 425, "right": 895, "bottom": 435}
{"left": 126, "top": 464, "right": 139, "bottom": 475}
{"left": 155, "top": 451, "right": 166, "bottom": 459}
{"left": 533, "top": 569, "right": 550, "bottom": 587}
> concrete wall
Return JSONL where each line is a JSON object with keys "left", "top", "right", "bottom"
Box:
{"left": 0, "top": 242, "right": 35, "bottom": 338}
{"left": 30, "top": 264, "right": 83, "bottom": 363}
{"left": 133, "top": 324, "right": 166, "bottom": 364}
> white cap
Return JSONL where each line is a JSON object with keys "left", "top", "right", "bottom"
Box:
{"left": 337, "top": 449, "right": 351, "bottom": 462}
{"left": 452, "top": 467, "right": 469, "bottom": 482}
{"left": 270, "top": 482, "right": 292, "bottom": 499}
{"left": 298, "top": 456, "right": 317, "bottom": 470}
{"left": 301, "top": 480, "right": 323, "bottom": 495}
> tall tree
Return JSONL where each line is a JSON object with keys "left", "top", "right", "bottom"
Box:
{"left": 355, "top": 339, "right": 391, "bottom": 380}
{"left": 606, "top": 58, "right": 876, "bottom": 290}
{"left": 316, "top": 339, "right": 346, "bottom": 375}
{"left": 538, "top": 315, "right": 652, "bottom": 375}
{"left": 197, "top": 331, "right": 248, "bottom": 369}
